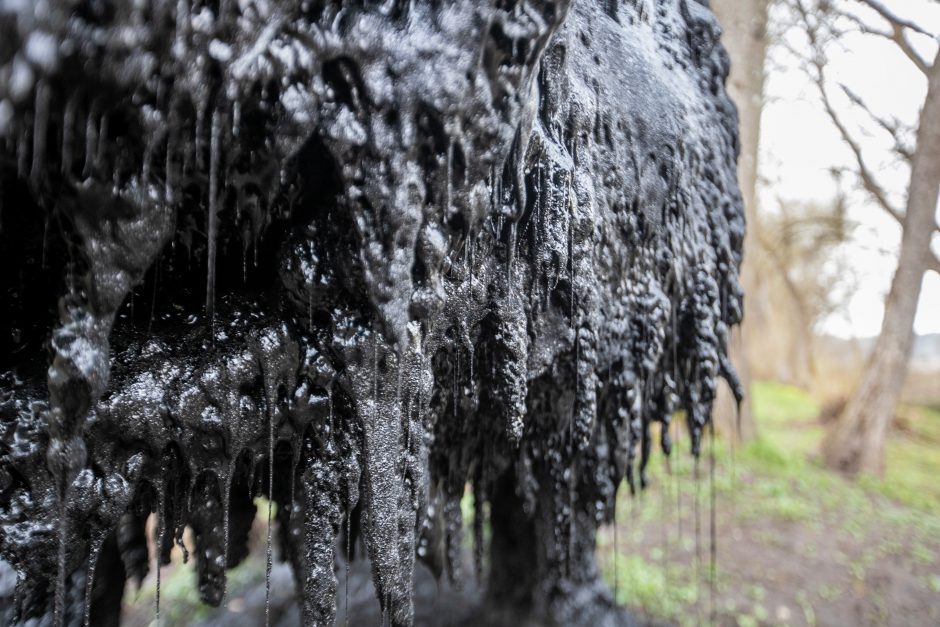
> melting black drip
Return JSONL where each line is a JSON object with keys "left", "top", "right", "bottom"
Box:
{"left": 0, "top": 1, "right": 744, "bottom": 625}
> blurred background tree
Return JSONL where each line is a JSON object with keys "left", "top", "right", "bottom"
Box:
{"left": 783, "top": 0, "right": 940, "bottom": 475}
{"left": 710, "top": 0, "right": 773, "bottom": 442}
{"left": 752, "top": 195, "right": 854, "bottom": 387}
{"left": 712, "top": 0, "right": 940, "bottom": 472}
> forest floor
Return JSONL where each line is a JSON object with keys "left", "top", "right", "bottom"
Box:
{"left": 121, "top": 381, "right": 940, "bottom": 626}
{"left": 598, "top": 381, "right": 940, "bottom": 627}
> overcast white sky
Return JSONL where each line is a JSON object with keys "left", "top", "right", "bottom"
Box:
{"left": 759, "top": 0, "right": 940, "bottom": 338}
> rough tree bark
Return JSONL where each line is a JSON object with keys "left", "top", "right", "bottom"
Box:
{"left": 709, "top": 0, "right": 772, "bottom": 441}
{"left": 822, "top": 50, "right": 940, "bottom": 475}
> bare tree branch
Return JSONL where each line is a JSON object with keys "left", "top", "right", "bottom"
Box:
{"left": 791, "top": 0, "right": 940, "bottom": 275}
{"left": 822, "top": 76, "right": 940, "bottom": 273}
{"left": 839, "top": 10, "right": 930, "bottom": 74}
{"left": 817, "top": 68, "right": 897, "bottom": 211}
{"left": 894, "top": 26, "right": 931, "bottom": 73}
{"left": 838, "top": 84, "right": 914, "bottom": 161}
{"left": 856, "top": 0, "right": 939, "bottom": 40}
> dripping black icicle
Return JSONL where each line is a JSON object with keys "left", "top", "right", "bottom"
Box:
{"left": 0, "top": 1, "right": 744, "bottom": 626}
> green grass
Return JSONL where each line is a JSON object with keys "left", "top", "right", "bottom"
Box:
{"left": 123, "top": 499, "right": 275, "bottom": 625}
{"left": 598, "top": 379, "right": 940, "bottom": 624}
{"left": 602, "top": 553, "right": 698, "bottom": 622}
{"left": 747, "top": 381, "right": 940, "bottom": 515}
{"left": 124, "top": 549, "right": 268, "bottom": 626}
{"left": 749, "top": 380, "right": 823, "bottom": 456}
{"left": 751, "top": 380, "right": 820, "bottom": 425}
{"left": 870, "top": 405, "right": 940, "bottom": 514}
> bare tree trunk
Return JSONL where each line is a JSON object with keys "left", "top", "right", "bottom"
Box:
{"left": 822, "top": 51, "right": 940, "bottom": 475}
{"left": 710, "top": 0, "right": 772, "bottom": 440}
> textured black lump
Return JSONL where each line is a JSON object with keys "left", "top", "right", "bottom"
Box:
{"left": 0, "top": 1, "right": 743, "bottom": 625}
